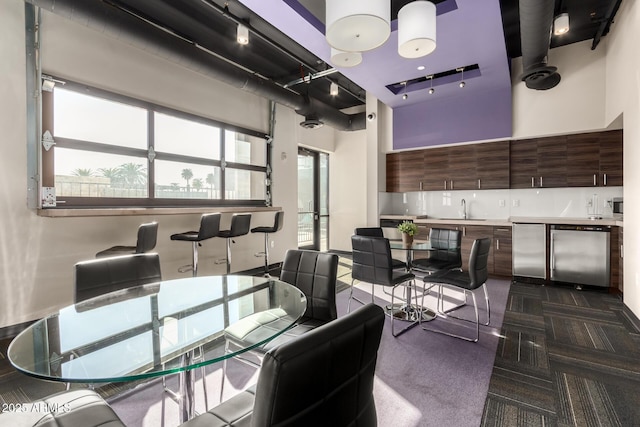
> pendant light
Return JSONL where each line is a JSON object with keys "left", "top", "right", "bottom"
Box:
{"left": 325, "top": 0, "right": 390, "bottom": 53}
{"left": 330, "top": 47, "right": 363, "bottom": 68}
{"left": 398, "top": 1, "right": 437, "bottom": 59}
{"left": 330, "top": 82, "right": 339, "bottom": 96}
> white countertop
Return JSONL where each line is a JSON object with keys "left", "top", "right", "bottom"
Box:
{"left": 386, "top": 216, "right": 622, "bottom": 227}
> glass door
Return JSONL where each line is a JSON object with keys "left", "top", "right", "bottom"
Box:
{"left": 297, "top": 148, "right": 329, "bottom": 250}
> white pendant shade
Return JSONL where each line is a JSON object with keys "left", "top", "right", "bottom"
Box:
{"left": 330, "top": 48, "right": 363, "bottom": 68}
{"left": 398, "top": 1, "right": 437, "bottom": 59}
{"left": 325, "top": 0, "right": 390, "bottom": 53}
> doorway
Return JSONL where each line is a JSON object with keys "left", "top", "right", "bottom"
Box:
{"left": 297, "top": 147, "right": 329, "bottom": 251}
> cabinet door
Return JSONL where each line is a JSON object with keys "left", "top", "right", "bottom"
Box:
{"left": 510, "top": 139, "right": 538, "bottom": 188}
{"left": 536, "top": 136, "right": 567, "bottom": 187}
{"left": 493, "top": 227, "right": 512, "bottom": 277}
{"left": 476, "top": 141, "right": 510, "bottom": 189}
{"left": 422, "top": 147, "right": 449, "bottom": 191}
{"left": 599, "top": 130, "right": 623, "bottom": 187}
{"left": 448, "top": 145, "right": 476, "bottom": 190}
{"left": 386, "top": 151, "right": 424, "bottom": 192}
{"left": 460, "top": 225, "right": 494, "bottom": 274}
{"left": 566, "top": 133, "right": 600, "bottom": 187}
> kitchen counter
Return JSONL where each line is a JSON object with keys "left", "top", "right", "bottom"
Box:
{"left": 510, "top": 216, "right": 623, "bottom": 227}
{"left": 414, "top": 218, "right": 512, "bottom": 227}
{"left": 380, "top": 214, "right": 429, "bottom": 221}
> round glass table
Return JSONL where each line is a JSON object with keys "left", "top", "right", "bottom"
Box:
{"left": 8, "top": 275, "right": 307, "bottom": 422}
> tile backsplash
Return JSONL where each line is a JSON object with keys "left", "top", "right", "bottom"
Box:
{"left": 379, "top": 187, "right": 623, "bottom": 219}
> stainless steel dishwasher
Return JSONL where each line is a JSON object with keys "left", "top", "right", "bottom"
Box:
{"left": 550, "top": 224, "right": 610, "bottom": 287}
{"left": 512, "top": 223, "right": 547, "bottom": 279}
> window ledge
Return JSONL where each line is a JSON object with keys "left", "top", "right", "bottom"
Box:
{"left": 37, "top": 206, "right": 281, "bottom": 218}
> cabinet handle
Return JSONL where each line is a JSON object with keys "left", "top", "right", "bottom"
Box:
{"left": 444, "top": 180, "right": 447, "bottom": 190}
{"left": 496, "top": 239, "right": 500, "bottom": 251}
{"left": 593, "top": 174, "right": 597, "bottom": 186}
{"left": 419, "top": 181, "right": 423, "bottom": 191}
{"left": 621, "top": 244, "right": 623, "bottom": 258}
{"left": 550, "top": 234, "right": 555, "bottom": 271}
{"left": 531, "top": 177, "right": 535, "bottom": 188}
{"left": 478, "top": 179, "right": 481, "bottom": 189}
{"left": 463, "top": 226, "right": 466, "bottom": 237}
{"left": 604, "top": 173, "right": 607, "bottom": 186}
{"left": 450, "top": 180, "right": 454, "bottom": 190}
{"left": 539, "top": 176, "right": 543, "bottom": 187}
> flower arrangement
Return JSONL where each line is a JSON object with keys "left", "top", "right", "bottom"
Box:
{"left": 397, "top": 220, "right": 417, "bottom": 236}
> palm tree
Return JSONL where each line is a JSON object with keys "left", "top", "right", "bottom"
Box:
{"left": 206, "top": 172, "right": 216, "bottom": 198}
{"left": 181, "top": 168, "right": 193, "bottom": 192}
{"left": 192, "top": 178, "right": 203, "bottom": 192}
{"left": 98, "top": 167, "right": 122, "bottom": 186}
{"left": 72, "top": 168, "right": 95, "bottom": 177}
{"left": 118, "top": 163, "right": 147, "bottom": 188}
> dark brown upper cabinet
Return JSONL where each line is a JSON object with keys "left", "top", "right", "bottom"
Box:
{"left": 510, "top": 136, "right": 567, "bottom": 188}
{"left": 476, "top": 141, "right": 510, "bottom": 189}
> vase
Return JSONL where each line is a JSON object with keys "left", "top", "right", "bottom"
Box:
{"left": 401, "top": 232, "right": 413, "bottom": 246}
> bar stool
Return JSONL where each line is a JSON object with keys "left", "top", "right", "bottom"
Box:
{"left": 170, "top": 213, "right": 221, "bottom": 276}
{"left": 95, "top": 222, "right": 158, "bottom": 258}
{"left": 251, "top": 211, "right": 284, "bottom": 276}
{"left": 216, "top": 213, "right": 252, "bottom": 274}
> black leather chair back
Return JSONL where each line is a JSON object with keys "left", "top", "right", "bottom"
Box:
{"left": 225, "top": 213, "right": 252, "bottom": 237}
{"left": 468, "top": 238, "right": 491, "bottom": 289}
{"left": 272, "top": 210, "right": 284, "bottom": 232}
{"left": 429, "top": 228, "right": 462, "bottom": 267}
{"left": 197, "top": 213, "right": 221, "bottom": 240}
{"left": 354, "top": 227, "right": 384, "bottom": 237}
{"left": 279, "top": 249, "right": 338, "bottom": 322}
{"left": 74, "top": 253, "right": 162, "bottom": 303}
{"left": 252, "top": 303, "right": 384, "bottom": 427}
{"left": 351, "top": 235, "right": 395, "bottom": 286}
{"left": 135, "top": 222, "right": 158, "bottom": 253}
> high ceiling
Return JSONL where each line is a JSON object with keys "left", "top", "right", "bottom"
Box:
{"left": 54, "top": 0, "right": 620, "bottom": 142}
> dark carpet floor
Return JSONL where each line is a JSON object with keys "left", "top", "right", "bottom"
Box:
{"left": 480, "top": 282, "right": 640, "bottom": 427}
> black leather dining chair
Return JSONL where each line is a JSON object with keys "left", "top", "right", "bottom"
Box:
{"left": 421, "top": 237, "right": 492, "bottom": 342}
{"left": 182, "top": 303, "right": 385, "bottom": 427}
{"left": 355, "top": 227, "right": 406, "bottom": 269}
{"left": 412, "top": 228, "right": 462, "bottom": 274}
{"left": 95, "top": 221, "right": 158, "bottom": 258}
{"left": 220, "top": 249, "right": 339, "bottom": 400}
{"left": 350, "top": 235, "right": 418, "bottom": 337}
{"left": 74, "top": 253, "right": 162, "bottom": 303}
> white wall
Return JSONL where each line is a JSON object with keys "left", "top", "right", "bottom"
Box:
{"left": 512, "top": 40, "right": 607, "bottom": 138}
{"left": 603, "top": 0, "right": 640, "bottom": 318}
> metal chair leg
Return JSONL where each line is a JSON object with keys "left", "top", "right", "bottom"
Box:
{"left": 191, "top": 242, "right": 199, "bottom": 277}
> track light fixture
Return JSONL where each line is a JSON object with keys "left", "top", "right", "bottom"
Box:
{"left": 237, "top": 23, "right": 249, "bottom": 45}
{"left": 330, "top": 82, "right": 339, "bottom": 96}
{"left": 457, "top": 67, "right": 465, "bottom": 88}
{"left": 427, "top": 75, "right": 435, "bottom": 94}
{"left": 402, "top": 81, "right": 408, "bottom": 100}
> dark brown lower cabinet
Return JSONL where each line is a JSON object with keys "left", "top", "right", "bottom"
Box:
{"left": 493, "top": 227, "right": 512, "bottom": 277}
{"left": 610, "top": 226, "right": 623, "bottom": 293}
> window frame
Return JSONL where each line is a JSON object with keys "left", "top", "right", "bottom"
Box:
{"left": 41, "top": 78, "right": 270, "bottom": 208}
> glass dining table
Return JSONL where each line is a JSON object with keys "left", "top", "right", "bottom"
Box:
{"left": 7, "top": 275, "right": 307, "bottom": 423}
{"left": 388, "top": 241, "right": 437, "bottom": 322}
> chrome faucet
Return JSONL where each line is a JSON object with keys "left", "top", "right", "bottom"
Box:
{"left": 461, "top": 199, "right": 467, "bottom": 220}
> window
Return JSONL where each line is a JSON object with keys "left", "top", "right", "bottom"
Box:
{"left": 42, "top": 79, "right": 269, "bottom": 207}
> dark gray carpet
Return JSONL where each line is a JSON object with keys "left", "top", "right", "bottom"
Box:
{"left": 480, "top": 282, "right": 640, "bottom": 427}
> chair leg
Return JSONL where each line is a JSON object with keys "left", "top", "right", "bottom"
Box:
{"left": 390, "top": 281, "right": 419, "bottom": 338}
{"left": 482, "top": 284, "right": 490, "bottom": 326}
{"left": 192, "top": 242, "right": 199, "bottom": 277}
{"left": 263, "top": 233, "right": 270, "bottom": 276}
{"left": 421, "top": 285, "right": 480, "bottom": 342}
{"left": 226, "top": 237, "right": 232, "bottom": 275}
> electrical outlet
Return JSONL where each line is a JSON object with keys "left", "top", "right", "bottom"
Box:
{"left": 42, "top": 187, "right": 56, "bottom": 207}
{"left": 512, "top": 199, "right": 519, "bottom": 207}
{"left": 499, "top": 199, "right": 505, "bottom": 207}
{"left": 270, "top": 240, "right": 275, "bottom": 248}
